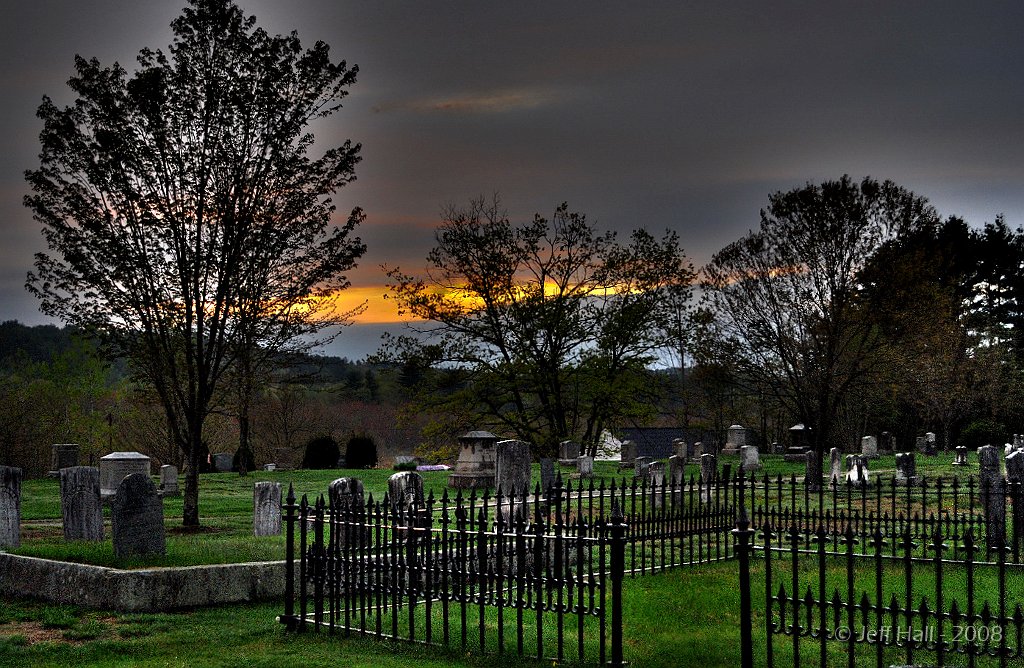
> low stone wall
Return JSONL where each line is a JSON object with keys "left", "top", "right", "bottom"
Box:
{"left": 0, "top": 553, "right": 286, "bottom": 612}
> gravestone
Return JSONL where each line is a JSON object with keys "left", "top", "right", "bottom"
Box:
{"left": 447, "top": 431, "right": 498, "bottom": 489}
{"left": 784, "top": 423, "right": 810, "bottom": 462}
{"left": 648, "top": 461, "right": 666, "bottom": 508}
{"left": 722, "top": 424, "right": 746, "bottom": 455}
{"left": 619, "top": 440, "right": 638, "bottom": 471}
{"left": 495, "top": 439, "right": 532, "bottom": 497}
{"left": 0, "top": 466, "right": 22, "bottom": 549}
{"left": 575, "top": 455, "right": 594, "bottom": 479}
{"left": 829, "top": 447, "right": 842, "bottom": 486}
{"left": 691, "top": 442, "right": 704, "bottom": 460}
{"left": 49, "top": 443, "right": 80, "bottom": 476}
{"left": 558, "top": 440, "right": 580, "bottom": 466}
{"left": 60, "top": 466, "right": 103, "bottom": 541}
{"left": 211, "top": 452, "right": 233, "bottom": 472}
{"left": 860, "top": 436, "right": 878, "bottom": 459}
{"left": 804, "top": 450, "right": 822, "bottom": 491}
{"left": 978, "top": 445, "right": 1006, "bottom": 552}
{"left": 672, "top": 439, "right": 687, "bottom": 459}
{"left": 540, "top": 457, "right": 556, "bottom": 494}
{"left": 1006, "top": 449, "right": 1024, "bottom": 485}
{"left": 879, "top": 431, "right": 894, "bottom": 455}
{"left": 739, "top": 445, "right": 761, "bottom": 473}
{"left": 634, "top": 456, "right": 654, "bottom": 479}
{"left": 845, "top": 455, "right": 869, "bottom": 488}
{"left": 953, "top": 446, "right": 969, "bottom": 467}
{"left": 924, "top": 432, "right": 937, "bottom": 455}
{"left": 915, "top": 436, "right": 927, "bottom": 454}
{"left": 263, "top": 463, "right": 277, "bottom": 471}
{"left": 388, "top": 471, "right": 425, "bottom": 516}
{"left": 159, "top": 465, "right": 179, "bottom": 497}
{"left": 699, "top": 453, "right": 717, "bottom": 503}
{"left": 895, "top": 452, "right": 919, "bottom": 485}
{"left": 253, "top": 481, "right": 282, "bottom": 537}
{"left": 111, "top": 473, "right": 165, "bottom": 558}
{"left": 668, "top": 454, "right": 686, "bottom": 485}
{"left": 329, "top": 477, "right": 367, "bottom": 547}
{"left": 100, "top": 452, "right": 151, "bottom": 501}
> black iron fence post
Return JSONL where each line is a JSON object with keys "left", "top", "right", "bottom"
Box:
{"left": 282, "top": 483, "right": 297, "bottom": 630}
{"left": 609, "top": 502, "right": 627, "bottom": 668}
{"left": 733, "top": 507, "right": 754, "bottom": 668}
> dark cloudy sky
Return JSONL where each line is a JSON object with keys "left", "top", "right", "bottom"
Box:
{"left": 2, "top": 2, "right": 1023, "bottom": 359}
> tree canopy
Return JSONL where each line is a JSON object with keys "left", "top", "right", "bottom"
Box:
{"left": 25, "top": 0, "right": 365, "bottom": 525}
{"left": 382, "top": 196, "right": 694, "bottom": 457}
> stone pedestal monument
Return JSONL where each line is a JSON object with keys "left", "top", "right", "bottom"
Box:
{"left": 447, "top": 431, "right": 498, "bottom": 489}
{"left": 100, "top": 452, "right": 151, "bottom": 502}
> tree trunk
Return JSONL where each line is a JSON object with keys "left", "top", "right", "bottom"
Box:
{"left": 183, "top": 421, "right": 203, "bottom": 528}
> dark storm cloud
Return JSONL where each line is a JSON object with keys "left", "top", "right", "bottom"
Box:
{"left": 2, "top": 1, "right": 1023, "bottom": 358}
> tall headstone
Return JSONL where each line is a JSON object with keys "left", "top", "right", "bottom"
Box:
{"left": 722, "top": 424, "right": 746, "bottom": 455}
{"left": 159, "top": 465, "right": 179, "bottom": 496}
{"left": 668, "top": 454, "right": 686, "bottom": 485}
{"left": 60, "top": 466, "right": 103, "bottom": 541}
{"left": 647, "top": 461, "right": 666, "bottom": 508}
{"left": 0, "top": 466, "right": 22, "bottom": 549}
{"left": 879, "top": 431, "right": 894, "bottom": 455}
{"left": 100, "top": 452, "right": 151, "bottom": 501}
{"left": 494, "top": 439, "right": 531, "bottom": 497}
{"left": 699, "top": 453, "right": 717, "bottom": 503}
{"left": 253, "top": 481, "right": 282, "bottom": 537}
{"left": 691, "top": 442, "right": 704, "bottom": 460}
{"left": 785, "top": 423, "right": 810, "bottom": 462}
{"left": 540, "top": 457, "right": 556, "bottom": 493}
{"left": 979, "top": 445, "right": 1006, "bottom": 552}
{"left": 388, "top": 471, "right": 425, "bottom": 516}
{"left": 1005, "top": 449, "right": 1024, "bottom": 485}
{"left": 829, "top": 447, "right": 842, "bottom": 486}
{"left": 558, "top": 440, "right": 580, "bottom": 466}
{"left": 924, "top": 432, "right": 937, "bottom": 455}
{"left": 953, "top": 446, "right": 969, "bottom": 467}
{"left": 845, "top": 455, "right": 870, "bottom": 488}
{"left": 111, "top": 473, "right": 165, "bottom": 558}
{"left": 619, "top": 440, "right": 638, "bottom": 471}
{"left": 672, "top": 439, "right": 688, "bottom": 459}
{"left": 860, "top": 436, "right": 878, "bottom": 459}
{"left": 634, "top": 456, "right": 654, "bottom": 479}
{"left": 895, "top": 452, "right": 919, "bottom": 485}
{"left": 804, "top": 450, "right": 822, "bottom": 491}
{"left": 329, "top": 477, "right": 367, "bottom": 548}
{"left": 49, "top": 443, "right": 80, "bottom": 476}
{"left": 447, "top": 431, "right": 498, "bottom": 489}
{"left": 739, "top": 445, "right": 761, "bottom": 473}
{"left": 575, "top": 455, "right": 594, "bottom": 479}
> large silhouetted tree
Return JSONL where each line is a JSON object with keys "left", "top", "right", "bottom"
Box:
{"left": 25, "top": 0, "right": 365, "bottom": 526}
{"left": 383, "top": 196, "right": 694, "bottom": 457}
{"left": 703, "top": 176, "right": 939, "bottom": 454}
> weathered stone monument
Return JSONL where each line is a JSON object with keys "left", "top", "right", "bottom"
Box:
{"left": 1006, "top": 449, "right": 1024, "bottom": 485}
{"left": 924, "top": 432, "right": 937, "bottom": 455}
{"left": 388, "top": 471, "right": 425, "bottom": 516}
{"left": 495, "top": 439, "right": 532, "bottom": 496}
{"left": 668, "top": 454, "right": 686, "bottom": 485}
{"left": 829, "top": 447, "right": 842, "bottom": 486}
{"left": 845, "top": 455, "right": 870, "bottom": 487}
{"left": 447, "top": 431, "right": 498, "bottom": 489}
{"left": 100, "top": 452, "right": 151, "bottom": 501}
{"left": 895, "top": 452, "right": 919, "bottom": 485}
{"left": 672, "top": 438, "right": 687, "bottom": 459}
{"left": 804, "top": 449, "right": 822, "bottom": 491}
{"left": 784, "top": 423, "right": 810, "bottom": 462}
{"left": 692, "top": 442, "right": 704, "bottom": 460}
{"left": 576, "top": 455, "right": 594, "bottom": 479}
{"left": 879, "top": 431, "right": 894, "bottom": 455}
{"left": 159, "top": 465, "right": 179, "bottom": 497}
{"left": 722, "top": 424, "right": 746, "bottom": 455}
{"left": 49, "top": 443, "right": 80, "bottom": 477}
{"left": 699, "top": 453, "right": 717, "bottom": 503}
{"left": 634, "top": 456, "right": 654, "bottom": 479}
{"left": 0, "top": 466, "right": 22, "bottom": 549}
{"left": 111, "top": 473, "right": 165, "bottom": 558}
{"left": 558, "top": 440, "right": 580, "bottom": 466}
{"left": 253, "top": 481, "right": 282, "bottom": 537}
{"left": 647, "top": 461, "right": 666, "bottom": 507}
{"left": 739, "top": 445, "right": 761, "bottom": 473}
{"left": 619, "top": 440, "right": 638, "bottom": 471}
{"left": 953, "top": 446, "right": 969, "bottom": 467}
{"left": 329, "top": 477, "right": 367, "bottom": 547}
{"left": 60, "top": 466, "right": 103, "bottom": 541}
{"left": 979, "top": 445, "right": 1005, "bottom": 552}
{"left": 860, "top": 436, "right": 878, "bottom": 459}
{"left": 540, "top": 457, "right": 556, "bottom": 493}
{"left": 211, "top": 452, "right": 233, "bottom": 472}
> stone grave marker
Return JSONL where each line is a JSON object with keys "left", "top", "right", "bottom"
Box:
{"left": 739, "top": 445, "right": 761, "bottom": 473}
{"left": 1006, "top": 449, "right": 1024, "bottom": 485}
{"left": 329, "top": 477, "right": 367, "bottom": 547}
{"left": 634, "top": 456, "right": 654, "bottom": 480}
{"left": 540, "top": 457, "right": 556, "bottom": 495}
{"left": 722, "top": 424, "right": 746, "bottom": 455}
{"left": 253, "top": 481, "right": 282, "bottom": 537}
{"left": 495, "top": 439, "right": 532, "bottom": 497}
{"left": 805, "top": 450, "right": 822, "bottom": 491}
{"left": 668, "top": 454, "right": 686, "bottom": 485}
{"left": 211, "top": 452, "right": 233, "bottom": 472}
{"left": 111, "top": 473, "right": 165, "bottom": 558}
{"left": 49, "top": 443, "right": 80, "bottom": 477}
{"left": 159, "top": 465, "right": 179, "bottom": 496}
{"left": 619, "top": 440, "right": 638, "bottom": 471}
{"left": 263, "top": 463, "right": 277, "bottom": 471}
{"left": 699, "top": 453, "right": 717, "bottom": 503}
{"left": 979, "top": 445, "right": 1006, "bottom": 551}
{"left": 879, "top": 431, "right": 894, "bottom": 455}
{"left": 924, "top": 432, "right": 937, "bottom": 455}
{"left": 845, "top": 455, "right": 870, "bottom": 488}
{"left": 672, "top": 439, "right": 687, "bottom": 459}
{"left": 100, "top": 452, "right": 151, "bottom": 501}
{"left": 576, "top": 455, "right": 594, "bottom": 479}
{"left": 648, "top": 461, "right": 666, "bottom": 507}
{"left": 861, "top": 436, "right": 878, "bottom": 459}
{"left": 691, "top": 442, "right": 704, "bottom": 460}
{"left": 0, "top": 466, "right": 22, "bottom": 549}
{"left": 829, "top": 447, "right": 842, "bottom": 486}
{"left": 953, "top": 446, "right": 969, "bottom": 467}
{"left": 895, "top": 452, "right": 919, "bottom": 485}
{"left": 60, "top": 466, "right": 103, "bottom": 541}
{"left": 447, "top": 431, "right": 498, "bottom": 489}
{"left": 558, "top": 440, "right": 580, "bottom": 466}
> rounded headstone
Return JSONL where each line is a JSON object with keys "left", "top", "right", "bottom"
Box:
{"left": 111, "top": 473, "right": 165, "bottom": 558}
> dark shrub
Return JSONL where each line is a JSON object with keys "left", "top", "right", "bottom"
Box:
{"left": 345, "top": 434, "right": 378, "bottom": 469}
{"left": 957, "top": 418, "right": 1008, "bottom": 451}
{"left": 233, "top": 445, "right": 256, "bottom": 473}
{"left": 302, "top": 435, "right": 341, "bottom": 469}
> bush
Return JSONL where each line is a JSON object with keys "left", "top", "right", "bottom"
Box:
{"left": 393, "top": 460, "right": 417, "bottom": 471}
{"left": 345, "top": 434, "right": 378, "bottom": 469}
{"left": 956, "top": 418, "right": 1008, "bottom": 451}
{"left": 301, "top": 435, "right": 340, "bottom": 469}
{"left": 232, "top": 445, "right": 256, "bottom": 473}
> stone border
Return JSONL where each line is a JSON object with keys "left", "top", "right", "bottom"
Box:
{"left": 0, "top": 553, "right": 285, "bottom": 612}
